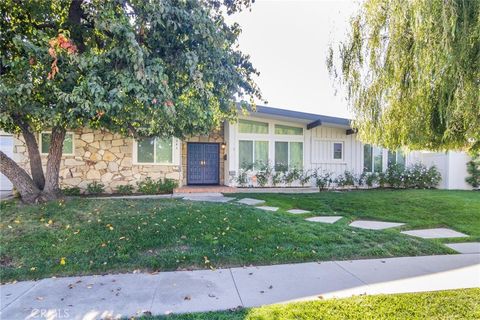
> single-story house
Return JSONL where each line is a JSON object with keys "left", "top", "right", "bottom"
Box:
{"left": 0, "top": 105, "right": 474, "bottom": 191}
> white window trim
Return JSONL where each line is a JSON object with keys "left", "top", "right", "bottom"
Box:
{"left": 238, "top": 139, "right": 269, "bottom": 170}
{"left": 332, "top": 141, "right": 344, "bottom": 161}
{"left": 132, "top": 137, "right": 179, "bottom": 166}
{"left": 39, "top": 131, "right": 75, "bottom": 156}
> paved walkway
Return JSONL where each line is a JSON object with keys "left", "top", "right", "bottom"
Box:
{"left": 1, "top": 254, "right": 479, "bottom": 320}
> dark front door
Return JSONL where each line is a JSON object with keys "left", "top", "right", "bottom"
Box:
{"left": 187, "top": 143, "right": 219, "bottom": 185}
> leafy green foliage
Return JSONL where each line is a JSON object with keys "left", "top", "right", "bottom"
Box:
{"left": 0, "top": 0, "right": 261, "bottom": 141}
{"left": 465, "top": 153, "right": 480, "bottom": 189}
{"left": 86, "top": 181, "right": 104, "bottom": 195}
{"left": 136, "top": 177, "right": 178, "bottom": 194}
{"left": 328, "top": 0, "right": 480, "bottom": 151}
{"left": 115, "top": 184, "right": 134, "bottom": 195}
{"left": 61, "top": 186, "right": 81, "bottom": 196}
{"left": 313, "top": 170, "right": 332, "bottom": 191}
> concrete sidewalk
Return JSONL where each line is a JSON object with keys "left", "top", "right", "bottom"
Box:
{"left": 1, "top": 254, "right": 479, "bottom": 320}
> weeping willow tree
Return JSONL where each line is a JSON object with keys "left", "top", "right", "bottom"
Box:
{"left": 327, "top": 0, "right": 480, "bottom": 152}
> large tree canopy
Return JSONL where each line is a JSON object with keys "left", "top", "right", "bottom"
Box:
{"left": 328, "top": 0, "right": 480, "bottom": 152}
{"left": 0, "top": 0, "right": 260, "bottom": 202}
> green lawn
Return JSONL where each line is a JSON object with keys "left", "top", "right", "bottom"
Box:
{"left": 0, "top": 189, "right": 478, "bottom": 282}
{"left": 144, "top": 288, "right": 480, "bottom": 320}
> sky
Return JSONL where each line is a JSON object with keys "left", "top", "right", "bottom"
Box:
{"left": 227, "top": 0, "right": 361, "bottom": 118}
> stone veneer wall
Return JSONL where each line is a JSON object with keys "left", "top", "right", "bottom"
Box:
{"left": 13, "top": 128, "right": 181, "bottom": 193}
{"left": 181, "top": 127, "right": 226, "bottom": 186}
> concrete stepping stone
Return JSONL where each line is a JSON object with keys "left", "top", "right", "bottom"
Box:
{"left": 287, "top": 209, "right": 311, "bottom": 214}
{"left": 305, "top": 216, "right": 343, "bottom": 224}
{"left": 445, "top": 242, "right": 480, "bottom": 254}
{"left": 256, "top": 206, "right": 279, "bottom": 212}
{"left": 237, "top": 198, "right": 265, "bottom": 206}
{"left": 349, "top": 220, "right": 405, "bottom": 230}
{"left": 401, "top": 228, "right": 468, "bottom": 239}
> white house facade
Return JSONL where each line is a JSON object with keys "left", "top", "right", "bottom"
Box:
{"left": 0, "top": 105, "right": 474, "bottom": 191}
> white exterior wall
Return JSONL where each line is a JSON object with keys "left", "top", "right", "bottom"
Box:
{"left": 225, "top": 115, "right": 364, "bottom": 186}
{"left": 309, "top": 126, "right": 364, "bottom": 176}
{"left": 407, "top": 151, "right": 472, "bottom": 190}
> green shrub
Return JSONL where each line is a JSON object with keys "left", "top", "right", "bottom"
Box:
{"left": 272, "top": 171, "right": 284, "bottom": 186}
{"left": 299, "top": 169, "right": 312, "bottom": 187}
{"left": 283, "top": 168, "right": 301, "bottom": 186}
{"left": 365, "top": 172, "right": 378, "bottom": 187}
{"left": 235, "top": 170, "right": 249, "bottom": 187}
{"left": 404, "top": 163, "right": 441, "bottom": 189}
{"left": 115, "top": 184, "right": 134, "bottom": 195}
{"left": 386, "top": 164, "right": 405, "bottom": 188}
{"left": 314, "top": 170, "right": 332, "bottom": 191}
{"left": 136, "top": 177, "right": 159, "bottom": 194}
{"left": 159, "top": 179, "right": 178, "bottom": 194}
{"left": 137, "top": 177, "right": 178, "bottom": 194}
{"left": 62, "top": 186, "right": 81, "bottom": 196}
{"left": 87, "top": 181, "right": 104, "bottom": 195}
{"left": 466, "top": 153, "right": 480, "bottom": 189}
{"left": 255, "top": 162, "right": 272, "bottom": 187}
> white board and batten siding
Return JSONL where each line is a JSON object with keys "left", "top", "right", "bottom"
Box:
{"left": 309, "top": 126, "right": 364, "bottom": 176}
{"left": 225, "top": 116, "right": 365, "bottom": 185}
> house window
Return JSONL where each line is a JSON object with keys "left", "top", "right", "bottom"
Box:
{"left": 136, "top": 137, "right": 173, "bottom": 164}
{"left": 238, "top": 119, "right": 269, "bottom": 134}
{"left": 388, "top": 150, "right": 406, "bottom": 167}
{"left": 333, "top": 142, "right": 343, "bottom": 160}
{"left": 363, "top": 144, "right": 383, "bottom": 172}
{"left": 275, "top": 141, "right": 303, "bottom": 171}
{"left": 239, "top": 140, "right": 268, "bottom": 170}
{"left": 40, "top": 132, "right": 74, "bottom": 155}
{"left": 274, "top": 124, "right": 303, "bottom": 135}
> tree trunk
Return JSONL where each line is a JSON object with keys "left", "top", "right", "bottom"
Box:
{"left": 0, "top": 151, "right": 41, "bottom": 203}
{"left": 43, "top": 127, "right": 66, "bottom": 198}
{"left": 15, "top": 118, "right": 46, "bottom": 189}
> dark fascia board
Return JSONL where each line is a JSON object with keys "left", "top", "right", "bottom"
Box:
{"left": 307, "top": 119, "right": 322, "bottom": 130}
{"left": 346, "top": 128, "right": 358, "bottom": 135}
{"left": 237, "top": 104, "right": 351, "bottom": 128}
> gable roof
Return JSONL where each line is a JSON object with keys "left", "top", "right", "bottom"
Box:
{"left": 240, "top": 104, "right": 352, "bottom": 128}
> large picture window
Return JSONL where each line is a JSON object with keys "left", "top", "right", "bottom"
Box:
{"left": 239, "top": 140, "right": 268, "bottom": 170}
{"left": 40, "top": 132, "right": 74, "bottom": 155}
{"left": 136, "top": 137, "right": 173, "bottom": 164}
{"left": 238, "top": 119, "right": 269, "bottom": 134}
{"left": 388, "top": 150, "right": 406, "bottom": 167}
{"left": 274, "top": 124, "right": 303, "bottom": 135}
{"left": 363, "top": 144, "right": 383, "bottom": 172}
{"left": 275, "top": 141, "right": 303, "bottom": 171}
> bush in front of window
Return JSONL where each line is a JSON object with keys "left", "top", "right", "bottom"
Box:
{"left": 116, "top": 184, "right": 134, "bottom": 195}
{"left": 159, "top": 179, "right": 178, "bottom": 194}
{"left": 272, "top": 171, "right": 284, "bottom": 187}
{"left": 87, "top": 181, "right": 105, "bottom": 195}
{"left": 234, "top": 169, "right": 249, "bottom": 187}
{"left": 299, "top": 169, "right": 313, "bottom": 187}
{"left": 62, "top": 186, "right": 81, "bottom": 196}
{"left": 313, "top": 170, "right": 333, "bottom": 191}
{"left": 255, "top": 162, "right": 273, "bottom": 187}
{"left": 385, "top": 164, "right": 405, "bottom": 188}
{"left": 283, "top": 168, "right": 302, "bottom": 186}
